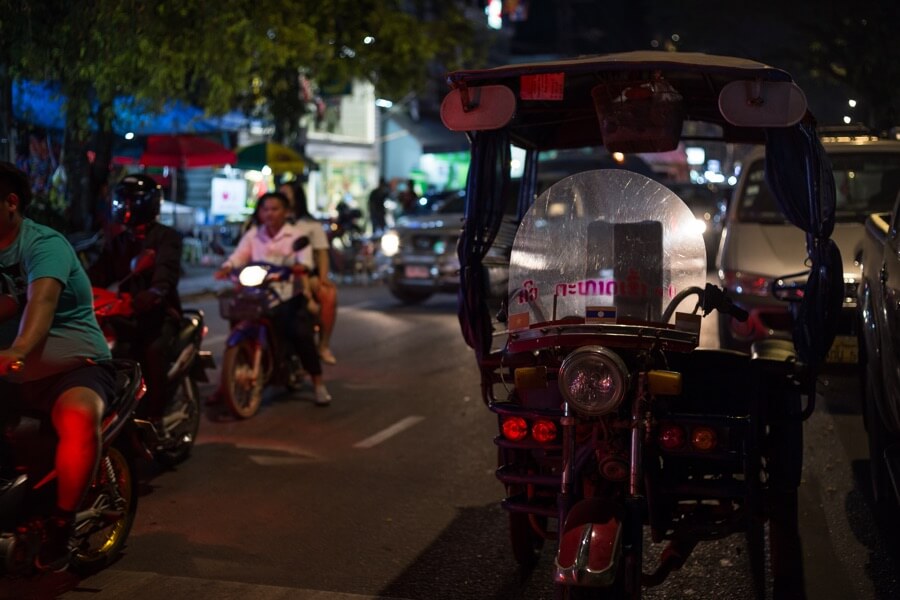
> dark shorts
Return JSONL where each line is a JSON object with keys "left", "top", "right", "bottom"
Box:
{"left": 15, "top": 361, "right": 117, "bottom": 414}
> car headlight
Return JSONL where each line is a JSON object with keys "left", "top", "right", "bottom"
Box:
{"left": 238, "top": 265, "right": 268, "bottom": 287}
{"left": 558, "top": 346, "right": 629, "bottom": 417}
{"left": 381, "top": 230, "right": 400, "bottom": 257}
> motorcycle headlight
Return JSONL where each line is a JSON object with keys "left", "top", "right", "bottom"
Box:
{"left": 238, "top": 265, "right": 268, "bottom": 287}
{"left": 558, "top": 346, "right": 629, "bottom": 417}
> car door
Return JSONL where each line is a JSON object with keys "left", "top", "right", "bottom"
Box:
{"left": 880, "top": 195, "right": 900, "bottom": 429}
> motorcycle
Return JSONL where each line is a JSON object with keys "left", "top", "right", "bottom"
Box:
{"left": 91, "top": 250, "right": 216, "bottom": 466}
{"left": 215, "top": 237, "right": 312, "bottom": 419}
{"left": 442, "top": 52, "right": 842, "bottom": 598}
{"left": 0, "top": 357, "right": 144, "bottom": 575}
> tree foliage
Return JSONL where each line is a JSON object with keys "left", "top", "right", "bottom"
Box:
{"left": 0, "top": 0, "right": 486, "bottom": 228}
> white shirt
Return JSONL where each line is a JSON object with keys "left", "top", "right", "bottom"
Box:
{"left": 291, "top": 218, "right": 330, "bottom": 270}
{"left": 226, "top": 223, "right": 309, "bottom": 301}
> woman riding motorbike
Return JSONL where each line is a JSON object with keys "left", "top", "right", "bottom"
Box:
{"left": 216, "top": 191, "right": 331, "bottom": 405}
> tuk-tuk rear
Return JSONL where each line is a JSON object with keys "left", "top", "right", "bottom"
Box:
{"left": 442, "top": 51, "right": 842, "bottom": 599}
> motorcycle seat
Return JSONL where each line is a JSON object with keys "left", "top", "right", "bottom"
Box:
{"left": 108, "top": 359, "right": 143, "bottom": 417}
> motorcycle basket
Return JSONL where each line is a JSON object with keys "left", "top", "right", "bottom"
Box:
{"left": 217, "top": 289, "right": 265, "bottom": 321}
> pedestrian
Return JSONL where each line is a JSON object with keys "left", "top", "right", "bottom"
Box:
{"left": 367, "top": 177, "right": 389, "bottom": 235}
{"left": 397, "top": 178, "right": 419, "bottom": 215}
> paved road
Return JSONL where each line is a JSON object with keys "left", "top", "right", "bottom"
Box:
{"left": 4, "top": 281, "right": 899, "bottom": 600}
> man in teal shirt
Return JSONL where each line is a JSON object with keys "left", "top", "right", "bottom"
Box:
{"left": 0, "top": 161, "right": 114, "bottom": 571}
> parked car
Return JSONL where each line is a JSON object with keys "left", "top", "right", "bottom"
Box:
{"left": 856, "top": 178, "right": 900, "bottom": 507}
{"left": 716, "top": 134, "right": 900, "bottom": 362}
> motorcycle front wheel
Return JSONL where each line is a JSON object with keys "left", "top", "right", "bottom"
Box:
{"left": 154, "top": 377, "right": 201, "bottom": 467}
{"left": 70, "top": 444, "right": 138, "bottom": 575}
{"left": 221, "top": 339, "right": 267, "bottom": 419}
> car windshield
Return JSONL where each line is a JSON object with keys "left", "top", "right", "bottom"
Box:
{"left": 737, "top": 152, "right": 900, "bottom": 223}
{"left": 507, "top": 170, "right": 707, "bottom": 326}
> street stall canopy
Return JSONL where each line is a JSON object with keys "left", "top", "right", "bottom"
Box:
{"left": 236, "top": 141, "right": 305, "bottom": 174}
{"left": 140, "top": 134, "right": 236, "bottom": 168}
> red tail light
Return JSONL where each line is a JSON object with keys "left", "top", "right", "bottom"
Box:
{"left": 691, "top": 426, "right": 718, "bottom": 451}
{"left": 531, "top": 419, "right": 558, "bottom": 443}
{"left": 720, "top": 270, "right": 769, "bottom": 297}
{"left": 501, "top": 417, "right": 528, "bottom": 441}
{"left": 658, "top": 424, "right": 685, "bottom": 450}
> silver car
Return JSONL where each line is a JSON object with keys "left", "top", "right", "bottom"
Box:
{"left": 716, "top": 135, "right": 900, "bottom": 363}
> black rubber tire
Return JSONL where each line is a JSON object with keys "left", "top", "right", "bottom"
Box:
{"left": 768, "top": 489, "right": 805, "bottom": 600}
{"left": 221, "top": 340, "right": 266, "bottom": 419}
{"left": 154, "top": 377, "right": 201, "bottom": 467}
{"left": 69, "top": 445, "right": 138, "bottom": 575}
{"left": 509, "top": 510, "right": 544, "bottom": 568}
{"left": 864, "top": 369, "right": 899, "bottom": 510}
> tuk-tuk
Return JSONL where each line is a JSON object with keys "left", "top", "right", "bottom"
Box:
{"left": 442, "top": 51, "right": 842, "bottom": 599}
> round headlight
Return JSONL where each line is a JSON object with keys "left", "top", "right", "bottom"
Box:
{"left": 381, "top": 231, "right": 400, "bottom": 256}
{"left": 238, "top": 265, "right": 268, "bottom": 287}
{"left": 558, "top": 346, "right": 629, "bottom": 417}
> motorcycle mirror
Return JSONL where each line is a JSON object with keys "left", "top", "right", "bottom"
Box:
{"left": 293, "top": 236, "right": 310, "bottom": 251}
{"left": 130, "top": 249, "right": 157, "bottom": 274}
{"left": 0, "top": 294, "right": 19, "bottom": 321}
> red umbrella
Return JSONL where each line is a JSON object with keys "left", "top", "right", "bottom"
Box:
{"left": 140, "top": 134, "right": 236, "bottom": 168}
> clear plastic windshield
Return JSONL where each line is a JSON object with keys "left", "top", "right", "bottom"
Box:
{"left": 508, "top": 170, "right": 706, "bottom": 326}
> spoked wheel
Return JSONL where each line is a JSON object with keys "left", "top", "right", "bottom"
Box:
{"left": 154, "top": 377, "right": 201, "bottom": 467}
{"left": 69, "top": 445, "right": 137, "bottom": 575}
{"left": 221, "top": 340, "right": 267, "bottom": 419}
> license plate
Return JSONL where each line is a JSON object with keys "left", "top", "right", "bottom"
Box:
{"left": 404, "top": 265, "right": 430, "bottom": 279}
{"left": 826, "top": 335, "right": 858, "bottom": 364}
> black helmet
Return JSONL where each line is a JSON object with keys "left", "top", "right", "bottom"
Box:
{"left": 110, "top": 174, "right": 162, "bottom": 227}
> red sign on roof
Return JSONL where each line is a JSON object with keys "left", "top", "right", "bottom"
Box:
{"left": 520, "top": 73, "right": 565, "bottom": 101}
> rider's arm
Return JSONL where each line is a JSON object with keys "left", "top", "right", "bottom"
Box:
{"left": 309, "top": 224, "right": 333, "bottom": 286}
{"left": 221, "top": 228, "right": 254, "bottom": 270}
{"left": 5, "top": 277, "right": 62, "bottom": 360}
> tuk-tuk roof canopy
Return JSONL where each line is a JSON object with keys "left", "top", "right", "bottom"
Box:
{"left": 445, "top": 51, "right": 798, "bottom": 150}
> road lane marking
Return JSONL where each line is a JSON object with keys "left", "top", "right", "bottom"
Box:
{"left": 353, "top": 416, "right": 424, "bottom": 449}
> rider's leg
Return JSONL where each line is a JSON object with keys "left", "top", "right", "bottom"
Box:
{"left": 288, "top": 297, "right": 331, "bottom": 405}
{"left": 39, "top": 384, "right": 104, "bottom": 570}
{"left": 52, "top": 386, "right": 104, "bottom": 511}
{"left": 313, "top": 276, "right": 337, "bottom": 364}
{"left": 140, "top": 317, "right": 179, "bottom": 424}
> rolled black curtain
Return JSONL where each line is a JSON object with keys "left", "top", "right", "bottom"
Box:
{"left": 457, "top": 130, "right": 511, "bottom": 359}
{"left": 764, "top": 122, "right": 842, "bottom": 367}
